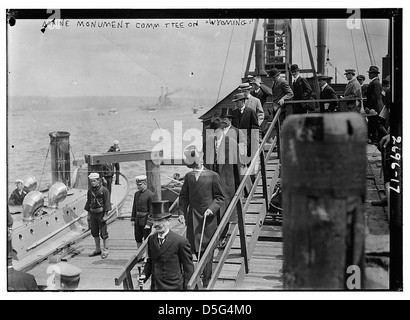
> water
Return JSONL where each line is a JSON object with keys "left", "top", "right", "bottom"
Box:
{"left": 7, "top": 96, "right": 205, "bottom": 213}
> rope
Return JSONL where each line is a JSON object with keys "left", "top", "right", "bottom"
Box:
{"left": 364, "top": 20, "right": 376, "bottom": 64}
{"left": 299, "top": 20, "right": 303, "bottom": 69}
{"left": 350, "top": 29, "right": 360, "bottom": 74}
{"left": 310, "top": 19, "right": 317, "bottom": 62}
{"left": 70, "top": 145, "right": 77, "bottom": 163}
{"left": 38, "top": 145, "right": 50, "bottom": 189}
{"left": 216, "top": 25, "right": 235, "bottom": 104}
{"left": 241, "top": 22, "right": 250, "bottom": 77}
{"left": 362, "top": 19, "right": 376, "bottom": 66}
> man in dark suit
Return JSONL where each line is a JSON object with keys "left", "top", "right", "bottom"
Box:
{"left": 140, "top": 200, "right": 194, "bottom": 290}
{"left": 231, "top": 92, "right": 259, "bottom": 162}
{"left": 365, "top": 66, "right": 386, "bottom": 143}
{"left": 203, "top": 108, "right": 244, "bottom": 248}
{"left": 290, "top": 64, "right": 312, "bottom": 114}
{"left": 357, "top": 74, "right": 367, "bottom": 112}
{"left": 269, "top": 68, "right": 294, "bottom": 121}
{"left": 178, "top": 145, "right": 225, "bottom": 288}
{"left": 7, "top": 258, "right": 39, "bottom": 291}
{"left": 318, "top": 76, "right": 338, "bottom": 113}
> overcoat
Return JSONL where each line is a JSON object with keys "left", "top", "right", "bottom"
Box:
{"left": 179, "top": 169, "right": 225, "bottom": 253}
{"left": 143, "top": 230, "right": 194, "bottom": 290}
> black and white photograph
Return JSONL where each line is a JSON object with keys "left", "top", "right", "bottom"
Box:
{"left": 3, "top": 4, "right": 404, "bottom": 302}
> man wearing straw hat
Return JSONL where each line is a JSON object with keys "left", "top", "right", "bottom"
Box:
{"left": 238, "top": 82, "right": 264, "bottom": 126}
{"left": 178, "top": 145, "right": 225, "bottom": 288}
{"left": 139, "top": 200, "right": 194, "bottom": 290}
{"left": 341, "top": 68, "right": 361, "bottom": 113}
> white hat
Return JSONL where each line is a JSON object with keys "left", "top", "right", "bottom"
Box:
{"left": 15, "top": 179, "right": 24, "bottom": 184}
{"left": 238, "top": 83, "right": 252, "bottom": 90}
{"left": 250, "top": 77, "right": 262, "bottom": 86}
{"left": 88, "top": 172, "right": 100, "bottom": 180}
{"left": 113, "top": 140, "right": 119, "bottom": 145}
{"left": 135, "top": 174, "right": 147, "bottom": 183}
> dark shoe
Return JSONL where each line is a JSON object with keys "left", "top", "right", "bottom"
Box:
{"left": 371, "top": 198, "right": 388, "bottom": 207}
{"left": 218, "top": 237, "right": 227, "bottom": 249}
{"left": 89, "top": 250, "right": 101, "bottom": 257}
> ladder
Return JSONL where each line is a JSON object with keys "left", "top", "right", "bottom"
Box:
{"left": 263, "top": 19, "right": 292, "bottom": 80}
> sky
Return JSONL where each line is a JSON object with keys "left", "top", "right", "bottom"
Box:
{"left": 6, "top": 12, "right": 389, "bottom": 101}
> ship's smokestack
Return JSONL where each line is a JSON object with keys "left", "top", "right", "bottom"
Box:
{"left": 255, "top": 40, "right": 267, "bottom": 76}
{"left": 49, "top": 131, "right": 71, "bottom": 187}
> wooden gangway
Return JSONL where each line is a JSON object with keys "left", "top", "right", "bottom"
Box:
{"left": 115, "top": 108, "right": 284, "bottom": 291}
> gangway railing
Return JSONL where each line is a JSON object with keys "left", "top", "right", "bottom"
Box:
{"left": 187, "top": 108, "right": 283, "bottom": 290}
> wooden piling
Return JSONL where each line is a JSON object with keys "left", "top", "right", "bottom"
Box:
{"left": 281, "top": 113, "right": 367, "bottom": 290}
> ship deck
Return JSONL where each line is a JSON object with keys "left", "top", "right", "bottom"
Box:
{"left": 22, "top": 145, "right": 389, "bottom": 291}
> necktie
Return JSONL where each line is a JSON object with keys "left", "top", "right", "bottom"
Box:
{"left": 159, "top": 237, "right": 165, "bottom": 246}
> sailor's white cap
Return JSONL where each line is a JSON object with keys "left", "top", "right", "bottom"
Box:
{"left": 15, "top": 178, "right": 24, "bottom": 184}
{"left": 135, "top": 174, "right": 147, "bottom": 183}
{"left": 88, "top": 172, "right": 100, "bottom": 180}
{"left": 113, "top": 140, "right": 119, "bottom": 145}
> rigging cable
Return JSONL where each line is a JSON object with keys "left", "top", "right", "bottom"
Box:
{"left": 299, "top": 20, "right": 303, "bottom": 69}
{"left": 216, "top": 25, "right": 235, "bottom": 105}
{"left": 362, "top": 19, "right": 376, "bottom": 66}
{"left": 365, "top": 19, "right": 376, "bottom": 65}
{"left": 38, "top": 145, "right": 50, "bottom": 189}
{"left": 350, "top": 29, "right": 360, "bottom": 74}
{"left": 241, "top": 22, "right": 250, "bottom": 78}
{"left": 326, "top": 19, "right": 330, "bottom": 76}
{"left": 310, "top": 19, "right": 317, "bottom": 62}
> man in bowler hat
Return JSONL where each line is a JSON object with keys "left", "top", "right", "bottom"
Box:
{"left": 318, "top": 75, "right": 338, "bottom": 113}
{"left": 139, "top": 200, "right": 194, "bottom": 290}
{"left": 290, "top": 64, "right": 313, "bottom": 114}
{"left": 365, "top": 66, "right": 387, "bottom": 144}
{"left": 231, "top": 92, "right": 260, "bottom": 161}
